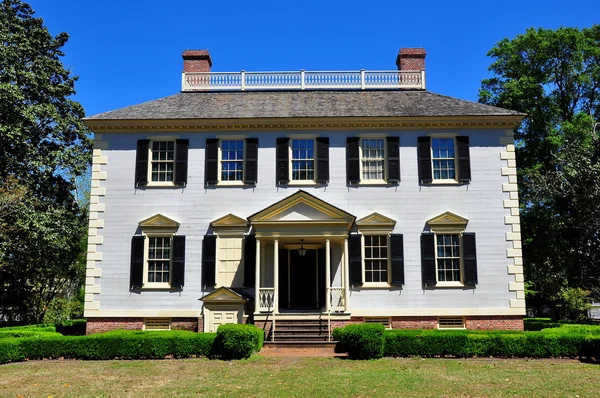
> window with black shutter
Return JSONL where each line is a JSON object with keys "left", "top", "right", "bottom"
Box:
{"left": 202, "top": 235, "right": 217, "bottom": 287}
{"left": 349, "top": 234, "right": 363, "bottom": 286}
{"left": 205, "top": 138, "right": 219, "bottom": 185}
{"left": 276, "top": 137, "right": 290, "bottom": 185}
{"left": 244, "top": 138, "right": 258, "bottom": 185}
{"left": 346, "top": 137, "right": 360, "bottom": 184}
{"left": 135, "top": 140, "right": 150, "bottom": 186}
{"left": 315, "top": 137, "right": 329, "bottom": 184}
{"left": 174, "top": 139, "right": 189, "bottom": 186}
{"left": 456, "top": 136, "right": 471, "bottom": 183}
{"left": 171, "top": 235, "right": 186, "bottom": 287}
{"left": 417, "top": 136, "right": 432, "bottom": 184}
{"left": 130, "top": 236, "right": 145, "bottom": 288}
{"left": 386, "top": 136, "right": 400, "bottom": 183}
{"left": 390, "top": 234, "right": 404, "bottom": 286}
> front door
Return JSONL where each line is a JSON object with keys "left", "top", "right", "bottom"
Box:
{"left": 279, "top": 248, "right": 326, "bottom": 310}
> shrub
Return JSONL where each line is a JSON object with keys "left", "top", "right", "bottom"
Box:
{"left": 335, "top": 323, "right": 385, "bottom": 360}
{"left": 551, "top": 287, "right": 592, "bottom": 321}
{"left": 0, "top": 330, "right": 216, "bottom": 363}
{"left": 42, "top": 297, "right": 84, "bottom": 325}
{"left": 213, "top": 324, "right": 264, "bottom": 360}
{"left": 56, "top": 319, "right": 87, "bottom": 336}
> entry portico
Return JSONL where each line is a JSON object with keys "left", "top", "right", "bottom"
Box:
{"left": 248, "top": 191, "right": 355, "bottom": 317}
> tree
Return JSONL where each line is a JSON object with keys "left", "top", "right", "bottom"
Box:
{"left": 0, "top": 0, "right": 91, "bottom": 323}
{"left": 479, "top": 26, "right": 600, "bottom": 311}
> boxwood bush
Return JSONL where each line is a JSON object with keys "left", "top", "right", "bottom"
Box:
{"left": 0, "top": 330, "right": 216, "bottom": 363}
{"left": 213, "top": 324, "right": 264, "bottom": 360}
{"left": 334, "top": 323, "right": 385, "bottom": 359}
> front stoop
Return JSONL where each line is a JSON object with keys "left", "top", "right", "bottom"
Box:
{"left": 260, "top": 341, "right": 343, "bottom": 357}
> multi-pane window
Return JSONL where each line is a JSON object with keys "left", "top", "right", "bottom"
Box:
{"left": 432, "top": 138, "right": 456, "bottom": 180}
{"left": 218, "top": 237, "right": 244, "bottom": 287}
{"left": 364, "top": 235, "right": 388, "bottom": 283}
{"left": 436, "top": 234, "right": 461, "bottom": 282}
{"left": 361, "top": 138, "right": 385, "bottom": 180}
{"left": 220, "top": 140, "right": 244, "bottom": 182}
{"left": 291, "top": 139, "right": 314, "bottom": 181}
{"left": 151, "top": 141, "right": 175, "bottom": 182}
{"left": 148, "top": 237, "right": 171, "bottom": 283}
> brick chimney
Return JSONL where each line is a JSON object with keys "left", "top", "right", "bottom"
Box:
{"left": 182, "top": 50, "right": 212, "bottom": 73}
{"left": 396, "top": 48, "right": 426, "bottom": 71}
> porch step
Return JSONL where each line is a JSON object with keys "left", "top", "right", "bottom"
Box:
{"left": 260, "top": 341, "right": 341, "bottom": 357}
{"left": 270, "top": 319, "right": 332, "bottom": 342}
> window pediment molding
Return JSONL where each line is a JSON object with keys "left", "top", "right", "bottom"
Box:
{"left": 356, "top": 212, "right": 396, "bottom": 232}
{"left": 200, "top": 286, "right": 248, "bottom": 303}
{"left": 426, "top": 211, "right": 468, "bottom": 233}
{"left": 139, "top": 213, "right": 180, "bottom": 232}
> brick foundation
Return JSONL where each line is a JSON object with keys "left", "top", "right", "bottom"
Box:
{"left": 86, "top": 317, "right": 199, "bottom": 335}
{"left": 465, "top": 316, "right": 523, "bottom": 330}
{"left": 318, "top": 316, "right": 523, "bottom": 331}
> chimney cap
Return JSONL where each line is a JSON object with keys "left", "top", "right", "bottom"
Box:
{"left": 398, "top": 48, "right": 427, "bottom": 56}
{"left": 182, "top": 50, "right": 212, "bottom": 67}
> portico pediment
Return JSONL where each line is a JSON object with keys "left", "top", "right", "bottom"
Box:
{"left": 200, "top": 286, "right": 248, "bottom": 303}
{"left": 248, "top": 190, "right": 355, "bottom": 237}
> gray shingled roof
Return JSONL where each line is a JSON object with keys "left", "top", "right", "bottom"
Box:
{"left": 85, "top": 90, "right": 523, "bottom": 120}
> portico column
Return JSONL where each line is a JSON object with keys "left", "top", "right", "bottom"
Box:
{"left": 344, "top": 238, "right": 350, "bottom": 312}
{"left": 325, "top": 239, "right": 331, "bottom": 312}
{"left": 273, "top": 239, "right": 279, "bottom": 314}
{"left": 254, "top": 238, "right": 261, "bottom": 314}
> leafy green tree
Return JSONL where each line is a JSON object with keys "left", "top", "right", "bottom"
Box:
{"left": 0, "top": 0, "right": 91, "bottom": 323}
{"left": 479, "top": 26, "right": 600, "bottom": 310}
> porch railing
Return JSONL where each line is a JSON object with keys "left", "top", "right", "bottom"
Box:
{"left": 182, "top": 70, "right": 425, "bottom": 91}
{"left": 258, "top": 288, "right": 275, "bottom": 312}
{"left": 328, "top": 287, "right": 345, "bottom": 312}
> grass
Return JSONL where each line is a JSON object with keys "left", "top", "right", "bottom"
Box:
{"left": 1, "top": 357, "right": 599, "bottom": 397}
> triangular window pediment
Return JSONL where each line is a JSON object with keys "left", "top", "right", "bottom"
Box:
{"left": 356, "top": 212, "right": 396, "bottom": 228}
{"left": 426, "top": 211, "right": 468, "bottom": 232}
{"left": 211, "top": 213, "right": 249, "bottom": 228}
{"left": 138, "top": 214, "right": 180, "bottom": 229}
{"left": 200, "top": 286, "right": 247, "bottom": 303}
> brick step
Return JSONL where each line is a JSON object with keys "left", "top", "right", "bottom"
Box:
{"left": 274, "top": 328, "right": 329, "bottom": 334}
{"left": 270, "top": 335, "right": 331, "bottom": 342}
{"left": 260, "top": 341, "right": 341, "bottom": 357}
{"left": 274, "top": 325, "right": 329, "bottom": 331}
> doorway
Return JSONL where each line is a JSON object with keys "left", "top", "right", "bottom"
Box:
{"left": 278, "top": 248, "right": 326, "bottom": 310}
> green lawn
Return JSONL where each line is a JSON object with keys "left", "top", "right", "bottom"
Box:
{"left": 1, "top": 357, "right": 599, "bottom": 397}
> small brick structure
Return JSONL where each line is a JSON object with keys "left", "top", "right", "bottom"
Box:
{"left": 396, "top": 48, "right": 426, "bottom": 71}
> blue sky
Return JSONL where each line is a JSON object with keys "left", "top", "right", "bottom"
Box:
{"left": 28, "top": 0, "right": 599, "bottom": 117}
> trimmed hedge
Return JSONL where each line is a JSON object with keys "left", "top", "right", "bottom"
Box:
{"left": 333, "top": 323, "right": 385, "bottom": 360}
{"left": 56, "top": 319, "right": 87, "bottom": 336}
{"left": 0, "top": 330, "right": 216, "bottom": 363}
{"left": 214, "top": 324, "right": 264, "bottom": 360}
{"left": 384, "top": 329, "right": 600, "bottom": 358}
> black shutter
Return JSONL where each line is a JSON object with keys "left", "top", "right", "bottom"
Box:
{"left": 386, "top": 136, "right": 400, "bottom": 183}
{"left": 421, "top": 233, "right": 436, "bottom": 286}
{"left": 135, "top": 140, "right": 150, "bottom": 186}
{"left": 390, "top": 234, "right": 404, "bottom": 286}
{"left": 244, "top": 138, "right": 258, "bottom": 185}
{"left": 205, "top": 138, "right": 219, "bottom": 185}
{"left": 243, "top": 235, "right": 256, "bottom": 287}
{"left": 417, "top": 136, "right": 432, "bottom": 184}
{"left": 202, "top": 235, "right": 217, "bottom": 287}
{"left": 174, "top": 139, "right": 189, "bottom": 186}
{"left": 130, "top": 236, "right": 145, "bottom": 288}
{"left": 346, "top": 137, "right": 360, "bottom": 184}
{"left": 349, "top": 234, "right": 363, "bottom": 286}
{"left": 171, "top": 235, "right": 186, "bottom": 288}
{"left": 315, "top": 137, "right": 329, "bottom": 184}
{"left": 462, "top": 232, "right": 478, "bottom": 285}
{"left": 276, "top": 137, "right": 290, "bottom": 185}
{"left": 456, "top": 136, "right": 472, "bottom": 183}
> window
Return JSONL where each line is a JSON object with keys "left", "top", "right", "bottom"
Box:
{"left": 350, "top": 213, "right": 404, "bottom": 287}
{"left": 147, "top": 236, "right": 171, "bottom": 284}
{"left": 150, "top": 141, "right": 175, "bottom": 182}
{"left": 364, "top": 317, "right": 392, "bottom": 330}
{"left": 134, "top": 139, "right": 188, "bottom": 187}
{"left": 220, "top": 140, "right": 244, "bottom": 182}
{"left": 291, "top": 139, "right": 315, "bottom": 181}
{"left": 130, "top": 214, "right": 185, "bottom": 290}
{"left": 361, "top": 138, "right": 385, "bottom": 181}
{"left": 346, "top": 136, "right": 399, "bottom": 185}
{"left": 217, "top": 237, "right": 244, "bottom": 287}
{"left": 421, "top": 211, "right": 478, "bottom": 287}
{"left": 417, "top": 136, "right": 471, "bottom": 184}
{"left": 364, "top": 235, "right": 388, "bottom": 283}
{"left": 205, "top": 138, "right": 258, "bottom": 186}
{"left": 436, "top": 234, "right": 461, "bottom": 282}
{"left": 431, "top": 138, "right": 456, "bottom": 181}
{"left": 144, "top": 318, "right": 171, "bottom": 330}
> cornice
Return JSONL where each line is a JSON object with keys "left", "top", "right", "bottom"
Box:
{"left": 84, "top": 115, "right": 524, "bottom": 133}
